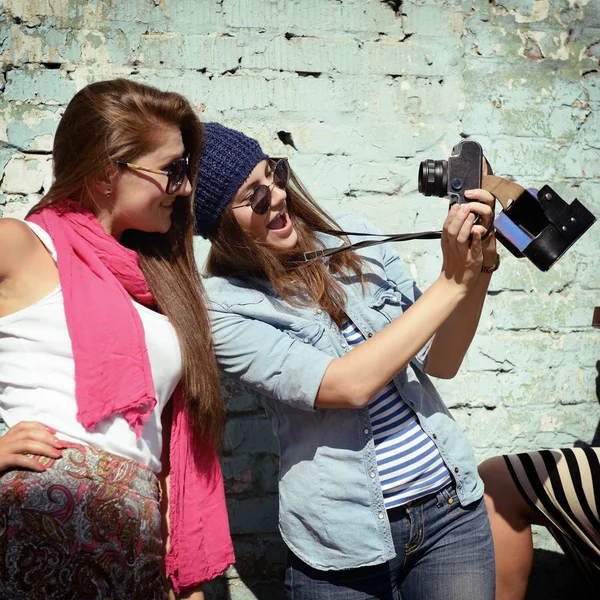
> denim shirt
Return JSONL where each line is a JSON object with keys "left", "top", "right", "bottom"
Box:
{"left": 204, "top": 214, "right": 484, "bottom": 571}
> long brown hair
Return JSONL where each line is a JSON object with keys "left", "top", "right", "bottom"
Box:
{"left": 28, "top": 78, "right": 224, "bottom": 447}
{"left": 206, "top": 165, "right": 365, "bottom": 327}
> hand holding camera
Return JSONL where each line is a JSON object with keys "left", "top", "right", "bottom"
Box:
{"left": 419, "top": 140, "right": 595, "bottom": 271}
{"left": 439, "top": 203, "right": 483, "bottom": 295}
{"left": 463, "top": 178, "right": 497, "bottom": 268}
{"left": 439, "top": 185, "right": 498, "bottom": 295}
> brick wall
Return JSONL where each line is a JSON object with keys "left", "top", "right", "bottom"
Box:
{"left": 1, "top": 1, "right": 598, "bottom": 598}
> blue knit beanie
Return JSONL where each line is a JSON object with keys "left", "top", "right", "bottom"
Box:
{"left": 194, "top": 123, "right": 269, "bottom": 238}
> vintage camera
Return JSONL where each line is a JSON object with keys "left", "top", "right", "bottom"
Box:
{"left": 419, "top": 139, "right": 483, "bottom": 207}
{"left": 418, "top": 140, "right": 596, "bottom": 271}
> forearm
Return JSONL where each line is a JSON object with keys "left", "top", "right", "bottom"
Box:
{"left": 316, "top": 277, "right": 467, "bottom": 408}
{"left": 424, "top": 270, "right": 492, "bottom": 379}
{"left": 424, "top": 191, "right": 498, "bottom": 379}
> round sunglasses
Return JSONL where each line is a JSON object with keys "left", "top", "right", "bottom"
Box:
{"left": 232, "top": 158, "right": 290, "bottom": 215}
{"left": 116, "top": 154, "right": 189, "bottom": 195}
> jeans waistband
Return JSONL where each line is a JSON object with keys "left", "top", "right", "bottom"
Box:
{"left": 389, "top": 481, "right": 455, "bottom": 512}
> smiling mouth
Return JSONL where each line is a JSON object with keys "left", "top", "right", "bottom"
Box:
{"left": 267, "top": 212, "right": 288, "bottom": 230}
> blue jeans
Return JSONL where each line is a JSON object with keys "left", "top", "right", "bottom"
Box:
{"left": 284, "top": 484, "right": 495, "bottom": 600}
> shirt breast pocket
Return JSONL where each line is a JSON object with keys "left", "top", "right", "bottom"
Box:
{"left": 285, "top": 320, "right": 327, "bottom": 348}
{"left": 368, "top": 284, "right": 404, "bottom": 323}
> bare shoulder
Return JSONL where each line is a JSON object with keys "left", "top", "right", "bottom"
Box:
{"left": 0, "top": 218, "right": 38, "bottom": 250}
{"left": 0, "top": 218, "right": 40, "bottom": 278}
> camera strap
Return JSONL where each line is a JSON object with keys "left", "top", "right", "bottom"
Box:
{"left": 481, "top": 175, "right": 524, "bottom": 211}
{"left": 288, "top": 176, "right": 524, "bottom": 265}
{"left": 290, "top": 230, "right": 443, "bottom": 263}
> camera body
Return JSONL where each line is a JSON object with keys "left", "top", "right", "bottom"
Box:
{"left": 417, "top": 140, "right": 596, "bottom": 271}
{"left": 419, "top": 140, "right": 483, "bottom": 206}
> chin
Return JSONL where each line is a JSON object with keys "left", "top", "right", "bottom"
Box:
{"left": 151, "top": 216, "right": 172, "bottom": 234}
{"left": 270, "top": 231, "right": 298, "bottom": 250}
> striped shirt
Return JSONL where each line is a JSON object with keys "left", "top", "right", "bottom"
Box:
{"left": 341, "top": 320, "right": 452, "bottom": 509}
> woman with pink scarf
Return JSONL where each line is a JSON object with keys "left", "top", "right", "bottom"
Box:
{"left": 0, "top": 79, "right": 233, "bottom": 599}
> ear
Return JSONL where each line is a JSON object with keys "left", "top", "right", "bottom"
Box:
{"left": 92, "top": 164, "right": 119, "bottom": 196}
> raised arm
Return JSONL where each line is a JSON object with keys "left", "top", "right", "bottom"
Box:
{"left": 424, "top": 187, "right": 497, "bottom": 378}
{"left": 317, "top": 202, "right": 489, "bottom": 407}
{"left": 210, "top": 204, "right": 486, "bottom": 412}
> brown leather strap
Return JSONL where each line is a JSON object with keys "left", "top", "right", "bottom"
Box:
{"left": 482, "top": 175, "right": 525, "bottom": 211}
{"left": 593, "top": 307, "right": 600, "bottom": 329}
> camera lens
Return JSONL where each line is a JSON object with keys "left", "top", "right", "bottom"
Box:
{"left": 418, "top": 159, "right": 448, "bottom": 197}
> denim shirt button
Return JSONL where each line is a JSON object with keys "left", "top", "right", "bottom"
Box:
{"left": 432, "top": 433, "right": 437, "bottom": 440}
{"left": 341, "top": 342, "right": 347, "bottom": 348}
{"left": 316, "top": 308, "right": 322, "bottom": 314}
{"left": 363, "top": 428, "right": 369, "bottom": 435}
{"left": 378, "top": 512, "right": 384, "bottom": 520}
{"left": 454, "top": 467, "right": 460, "bottom": 474}
{"left": 304, "top": 337, "right": 310, "bottom": 343}
{"left": 367, "top": 332, "right": 373, "bottom": 338}
{"left": 370, "top": 471, "right": 376, "bottom": 478}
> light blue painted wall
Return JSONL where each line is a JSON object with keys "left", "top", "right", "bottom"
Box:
{"left": 1, "top": 1, "right": 598, "bottom": 598}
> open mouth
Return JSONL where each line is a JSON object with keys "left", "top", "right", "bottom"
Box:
{"left": 267, "top": 211, "right": 288, "bottom": 230}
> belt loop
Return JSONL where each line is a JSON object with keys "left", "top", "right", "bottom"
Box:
{"left": 435, "top": 489, "right": 445, "bottom": 508}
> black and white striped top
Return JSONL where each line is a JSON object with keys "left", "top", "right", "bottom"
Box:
{"left": 342, "top": 320, "right": 452, "bottom": 509}
{"left": 504, "top": 447, "right": 600, "bottom": 585}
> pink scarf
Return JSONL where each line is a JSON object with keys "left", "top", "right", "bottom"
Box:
{"left": 27, "top": 201, "right": 234, "bottom": 590}
{"left": 28, "top": 200, "right": 156, "bottom": 435}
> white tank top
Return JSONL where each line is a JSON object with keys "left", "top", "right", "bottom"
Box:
{"left": 0, "top": 221, "right": 182, "bottom": 472}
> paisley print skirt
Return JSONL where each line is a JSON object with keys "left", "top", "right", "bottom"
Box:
{"left": 0, "top": 442, "right": 169, "bottom": 600}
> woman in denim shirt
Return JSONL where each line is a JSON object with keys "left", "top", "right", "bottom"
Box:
{"left": 195, "top": 123, "right": 499, "bottom": 600}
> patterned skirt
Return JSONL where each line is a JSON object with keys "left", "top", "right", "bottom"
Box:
{"left": 0, "top": 442, "right": 169, "bottom": 600}
{"left": 504, "top": 447, "right": 600, "bottom": 587}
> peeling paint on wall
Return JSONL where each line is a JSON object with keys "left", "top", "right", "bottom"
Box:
{"left": 0, "top": 1, "right": 598, "bottom": 598}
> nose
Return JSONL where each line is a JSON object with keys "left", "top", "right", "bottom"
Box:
{"left": 269, "top": 180, "right": 287, "bottom": 211}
